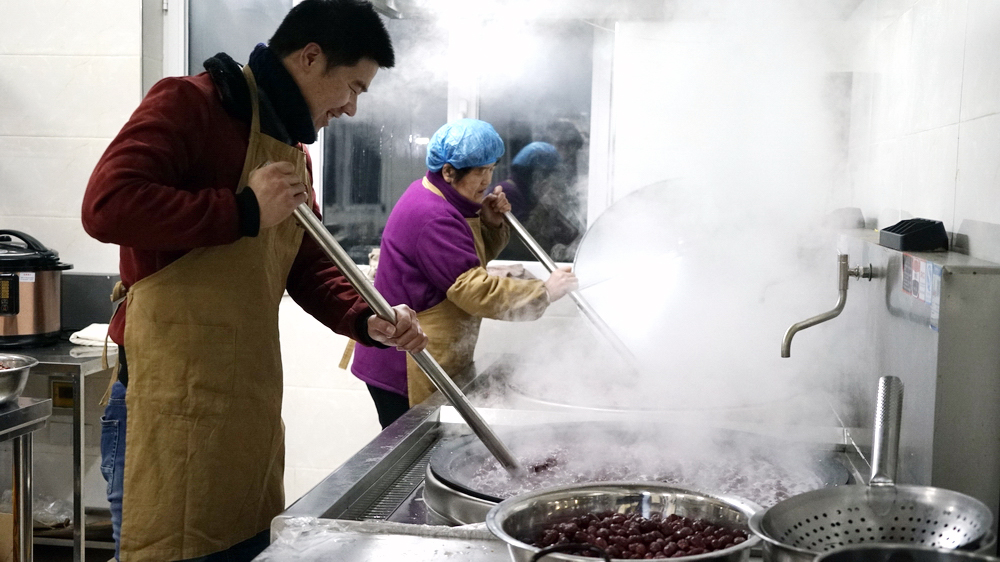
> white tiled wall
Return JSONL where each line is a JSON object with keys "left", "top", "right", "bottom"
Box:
{"left": 609, "top": 0, "right": 1000, "bottom": 264}
{"left": 849, "top": 0, "right": 1000, "bottom": 261}
{"left": 0, "top": 0, "right": 139, "bottom": 274}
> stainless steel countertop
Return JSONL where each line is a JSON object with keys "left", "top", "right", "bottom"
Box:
{"left": 259, "top": 518, "right": 507, "bottom": 561}
{"left": 6, "top": 339, "right": 117, "bottom": 378}
{"left": 0, "top": 396, "right": 52, "bottom": 441}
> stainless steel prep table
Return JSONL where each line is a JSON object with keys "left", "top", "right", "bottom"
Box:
{"left": 0, "top": 397, "right": 52, "bottom": 562}
{"left": 14, "top": 340, "right": 117, "bottom": 561}
{"left": 269, "top": 355, "right": 860, "bottom": 558}
{"left": 258, "top": 518, "right": 507, "bottom": 561}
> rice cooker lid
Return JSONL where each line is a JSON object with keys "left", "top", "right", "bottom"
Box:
{"left": 0, "top": 230, "right": 72, "bottom": 271}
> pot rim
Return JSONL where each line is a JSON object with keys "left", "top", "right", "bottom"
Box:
{"left": 486, "top": 481, "right": 762, "bottom": 561}
{"left": 0, "top": 354, "right": 40, "bottom": 370}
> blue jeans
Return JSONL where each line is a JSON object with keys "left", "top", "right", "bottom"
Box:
{"left": 100, "top": 380, "right": 127, "bottom": 561}
{"left": 100, "top": 380, "right": 269, "bottom": 562}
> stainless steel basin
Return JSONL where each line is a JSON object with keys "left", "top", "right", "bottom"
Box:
{"left": 0, "top": 353, "right": 37, "bottom": 404}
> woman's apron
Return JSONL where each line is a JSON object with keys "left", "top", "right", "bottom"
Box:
{"left": 405, "top": 179, "right": 487, "bottom": 406}
{"left": 117, "top": 65, "right": 311, "bottom": 561}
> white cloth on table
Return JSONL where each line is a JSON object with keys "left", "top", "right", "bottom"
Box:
{"left": 69, "top": 323, "right": 117, "bottom": 348}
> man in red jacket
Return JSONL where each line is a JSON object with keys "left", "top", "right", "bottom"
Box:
{"left": 82, "top": 1, "right": 426, "bottom": 560}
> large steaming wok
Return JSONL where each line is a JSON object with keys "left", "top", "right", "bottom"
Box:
{"left": 428, "top": 422, "right": 849, "bottom": 510}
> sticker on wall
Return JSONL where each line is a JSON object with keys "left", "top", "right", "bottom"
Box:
{"left": 901, "top": 254, "right": 942, "bottom": 331}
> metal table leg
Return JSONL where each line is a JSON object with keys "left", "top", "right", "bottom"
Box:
{"left": 12, "top": 434, "right": 33, "bottom": 562}
{"left": 73, "top": 374, "right": 85, "bottom": 562}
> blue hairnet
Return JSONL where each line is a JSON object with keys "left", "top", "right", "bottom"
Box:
{"left": 426, "top": 119, "right": 505, "bottom": 172}
{"left": 512, "top": 142, "right": 560, "bottom": 170}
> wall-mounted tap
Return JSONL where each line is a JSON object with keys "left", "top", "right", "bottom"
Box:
{"left": 781, "top": 254, "right": 873, "bottom": 357}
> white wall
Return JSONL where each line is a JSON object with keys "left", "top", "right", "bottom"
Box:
{"left": 607, "top": 0, "right": 1000, "bottom": 265}
{"left": 606, "top": 7, "right": 860, "bottom": 285}
{"left": 0, "top": 0, "right": 139, "bottom": 274}
{"left": 848, "top": 0, "right": 1000, "bottom": 263}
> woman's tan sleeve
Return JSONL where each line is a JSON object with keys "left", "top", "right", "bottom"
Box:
{"left": 446, "top": 266, "right": 548, "bottom": 321}
{"left": 480, "top": 221, "right": 511, "bottom": 263}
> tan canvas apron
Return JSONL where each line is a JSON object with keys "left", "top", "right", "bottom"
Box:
{"left": 117, "top": 65, "right": 311, "bottom": 561}
{"left": 405, "top": 179, "right": 488, "bottom": 406}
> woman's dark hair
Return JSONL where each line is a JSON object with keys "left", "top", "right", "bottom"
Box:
{"left": 446, "top": 164, "right": 475, "bottom": 184}
{"left": 269, "top": 0, "right": 395, "bottom": 69}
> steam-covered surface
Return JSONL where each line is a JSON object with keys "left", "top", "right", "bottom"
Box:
{"left": 430, "top": 423, "right": 848, "bottom": 508}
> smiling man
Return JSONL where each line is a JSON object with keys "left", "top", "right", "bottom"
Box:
{"left": 81, "top": 1, "right": 428, "bottom": 561}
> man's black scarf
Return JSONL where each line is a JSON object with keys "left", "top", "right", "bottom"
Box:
{"left": 203, "top": 43, "right": 316, "bottom": 145}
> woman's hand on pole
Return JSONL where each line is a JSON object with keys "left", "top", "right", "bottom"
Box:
{"left": 480, "top": 185, "right": 511, "bottom": 229}
{"left": 366, "top": 305, "right": 429, "bottom": 353}
{"left": 544, "top": 266, "right": 578, "bottom": 302}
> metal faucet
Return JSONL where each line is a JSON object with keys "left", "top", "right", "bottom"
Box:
{"left": 781, "top": 254, "right": 872, "bottom": 357}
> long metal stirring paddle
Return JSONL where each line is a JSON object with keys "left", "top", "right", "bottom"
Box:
{"left": 294, "top": 203, "right": 522, "bottom": 473}
{"left": 504, "top": 211, "right": 642, "bottom": 373}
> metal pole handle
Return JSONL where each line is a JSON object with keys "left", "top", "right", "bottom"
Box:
{"left": 870, "top": 375, "right": 903, "bottom": 486}
{"left": 503, "top": 211, "right": 641, "bottom": 372}
{"left": 294, "top": 204, "right": 522, "bottom": 472}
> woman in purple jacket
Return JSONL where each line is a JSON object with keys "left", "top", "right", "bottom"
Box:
{"left": 352, "top": 119, "right": 578, "bottom": 428}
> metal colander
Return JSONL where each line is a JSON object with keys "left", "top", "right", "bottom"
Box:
{"left": 749, "top": 377, "right": 994, "bottom": 562}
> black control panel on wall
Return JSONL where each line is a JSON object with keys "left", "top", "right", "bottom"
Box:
{"left": 61, "top": 272, "right": 121, "bottom": 331}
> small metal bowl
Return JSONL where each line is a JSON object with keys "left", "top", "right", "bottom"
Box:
{"left": 0, "top": 354, "right": 38, "bottom": 404}
{"left": 485, "top": 481, "right": 762, "bottom": 562}
{"left": 815, "top": 544, "right": 1000, "bottom": 562}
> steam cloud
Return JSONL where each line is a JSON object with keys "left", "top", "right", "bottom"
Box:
{"left": 463, "top": 0, "right": 866, "bottom": 476}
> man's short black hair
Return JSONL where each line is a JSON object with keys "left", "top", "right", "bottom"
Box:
{"left": 269, "top": 0, "right": 395, "bottom": 69}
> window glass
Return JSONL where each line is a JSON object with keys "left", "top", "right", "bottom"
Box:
{"left": 322, "top": 18, "right": 592, "bottom": 264}
{"left": 188, "top": 0, "right": 291, "bottom": 75}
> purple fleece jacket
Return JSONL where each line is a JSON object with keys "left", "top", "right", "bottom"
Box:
{"left": 352, "top": 171, "right": 484, "bottom": 396}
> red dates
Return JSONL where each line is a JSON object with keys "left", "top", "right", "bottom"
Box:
{"left": 530, "top": 512, "right": 749, "bottom": 559}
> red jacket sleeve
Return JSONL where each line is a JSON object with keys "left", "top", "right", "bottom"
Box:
{"left": 82, "top": 77, "right": 244, "bottom": 251}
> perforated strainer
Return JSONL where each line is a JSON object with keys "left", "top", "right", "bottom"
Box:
{"left": 749, "top": 376, "right": 994, "bottom": 562}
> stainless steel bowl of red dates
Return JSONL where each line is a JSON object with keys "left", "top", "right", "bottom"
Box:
{"left": 0, "top": 354, "right": 38, "bottom": 404}
{"left": 485, "top": 481, "right": 761, "bottom": 562}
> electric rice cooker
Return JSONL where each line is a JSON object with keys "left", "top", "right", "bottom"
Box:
{"left": 0, "top": 230, "right": 73, "bottom": 348}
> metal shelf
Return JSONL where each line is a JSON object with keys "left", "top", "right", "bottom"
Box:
{"left": 12, "top": 340, "right": 117, "bottom": 562}
{"left": 33, "top": 538, "right": 115, "bottom": 550}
